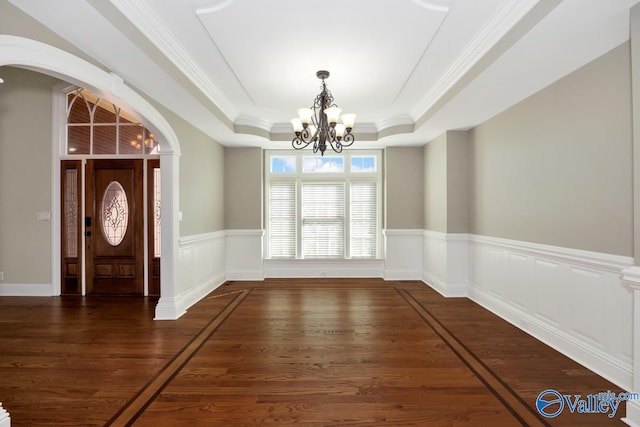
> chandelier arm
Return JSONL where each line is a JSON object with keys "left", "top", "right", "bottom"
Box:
{"left": 340, "top": 132, "right": 355, "bottom": 147}
{"left": 329, "top": 139, "right": 343, "bottom": 153}
{"left": 292, "top": 136, "right": 314, "bottom": 150}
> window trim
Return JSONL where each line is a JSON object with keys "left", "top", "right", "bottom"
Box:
{"left": 265, "top": 150, "right": 382, "bottom": 260}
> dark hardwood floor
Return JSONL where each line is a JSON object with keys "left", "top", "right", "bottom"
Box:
{"left": 0, "top": 279, "right": 627, "bottom": 426}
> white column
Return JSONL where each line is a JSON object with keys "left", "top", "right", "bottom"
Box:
{"left": 154, "top": 151, "right": 185, "bottom": 320}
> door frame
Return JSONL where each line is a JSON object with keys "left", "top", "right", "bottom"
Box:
{"left": 61, "top": 158, "right": 160, "bottom": 296}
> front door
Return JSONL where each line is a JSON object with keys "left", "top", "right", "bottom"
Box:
{"left": 85, "top": 159, "right": 143, "bottom": 295}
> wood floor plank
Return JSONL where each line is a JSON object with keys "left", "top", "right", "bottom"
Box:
{"left": 134, "top": 287, "right": 523, "bottom": 426}
{"left": 0, "top": 279, "right": 628, "bottom": 426}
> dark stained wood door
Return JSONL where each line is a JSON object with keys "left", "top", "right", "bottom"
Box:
{"left": 86, "top": 159, "right": 143, "bottom": 295}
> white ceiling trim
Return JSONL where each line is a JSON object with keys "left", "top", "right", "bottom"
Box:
{"left": 109, "top": 0, "right": 238, "bottom": 120}
{"left": 235, "top": 115, "right": 273, "bottom": 131}
{"left": 411, "top": 0, "right": 540, "bottom": 122}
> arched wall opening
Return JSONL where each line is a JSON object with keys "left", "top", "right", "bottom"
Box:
{"left": 0, "top": 35, "right": 185, "bottom": 319}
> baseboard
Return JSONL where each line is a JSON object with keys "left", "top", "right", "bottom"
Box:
{"left": 0, "top": 283, "right": 52, "bottom": 296}
{"left": 264, "top": 259, "right": 384, "bottom": 278}
{"left": 154, "top": 295, "right": 187, "bottom": 320}
{"left": 422, "top": 272, "right": 467, "bottom": 297}
{"left": 225, "top": 270, "right": 265, "bottom": 281}
{"left": 180, "top": 272, "right": 227, "bottom": 312}
{"left": 383, "top": 268, "right": 422, "bottom": 280}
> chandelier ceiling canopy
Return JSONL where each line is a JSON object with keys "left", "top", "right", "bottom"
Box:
{"left": 291, "top": 70, "right": 356, "bottom": 156}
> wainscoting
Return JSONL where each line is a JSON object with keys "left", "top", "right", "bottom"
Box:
{"left": 420, "top": 230, "right": 634, "bottom": 391}
{"left": 468, "top": 234, "right": 634, "bottom": 391}
{"left": 177, "top": 231, "right": 227, "bottom": 314}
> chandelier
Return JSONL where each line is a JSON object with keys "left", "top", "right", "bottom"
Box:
{"left": 290, "top": 70, "right": 356, "bottom": 156}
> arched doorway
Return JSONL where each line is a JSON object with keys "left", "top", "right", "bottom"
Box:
{"left": 0, "top": 35, "right": 184, "bottom": 319}
{"left": 60, "top": 87, "right": 161, "bottom": 296}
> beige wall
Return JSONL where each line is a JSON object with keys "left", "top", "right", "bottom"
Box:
{"left": 422, "top": 130, "right": 470, "bottom": 234}
{"left": 154, "top": 107, "right": 225, "bottom": 236}
{"left": 469, "top": 42, "right": 633, "bottom": 256}
{"left": 0, "top": 66, "right": 60, "bottom": 283}
{"left": 385, "top": 147, "right": 424, "bottom": 229}
{"left": 423, "top": 134, "right": 447, "bottom": 232}
{"left": 446, "top": 131, "right": 470, "bottom": 233}
{"left": 224, "top": 147, "right": 263, "bottom": 229}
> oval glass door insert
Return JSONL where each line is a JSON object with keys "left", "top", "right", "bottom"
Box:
{"left": 101, "top": 181, "right": 128, "bottom": 245}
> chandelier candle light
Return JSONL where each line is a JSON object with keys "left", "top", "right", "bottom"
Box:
{"left": 291, "top": 70, "right": 356, "bottom": 156}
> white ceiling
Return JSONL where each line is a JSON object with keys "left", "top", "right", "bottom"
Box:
{"left": 7, "top": 0, "right": 640, "bottom": 149}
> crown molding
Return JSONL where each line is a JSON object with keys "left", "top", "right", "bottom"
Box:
{"left": 412, "top": 0, "right": 539, "bottom": 121}
{"left": 109, "top": 0, "right": 238, "bottom": 120}
{"left": 234, "top": 115, "right": 273, "bottom": 131}
{"left": 376, "top": 114, "right": 415, "bottom": 131}
{"left": 234, "top": 115, "right": 272, "bottom": 139}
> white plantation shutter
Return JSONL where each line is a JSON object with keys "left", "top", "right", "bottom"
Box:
{"left": 350, "top": 182, "right": 377, "bottom": 257}
{"left": 268, "top": 182, "right": 296, "bottom": 258}
{"left": 302, "top": 183, "right": 345, "bottom": 258}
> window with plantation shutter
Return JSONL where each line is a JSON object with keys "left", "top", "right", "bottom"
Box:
{"left": 265, "top": 151, "right": 381, "bottom": 259}
{"left": 302, "top": 183, "right": 345, "bottom": 258}
{"left": 350, "top": 182, "right": 377, "bottom": 257}
{"left": 268, "top": 182, "right": 296, "bottom": 258}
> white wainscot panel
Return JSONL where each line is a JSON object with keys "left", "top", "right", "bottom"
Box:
{"left": 178, "top": 231, "right": 226, "bottom": 312}
{"left": 467, "top": 234, "right": 634, "bottom": 390}
{"left": 225, "top": 230, "right": 264, "bottom": 281}
{"left": 383, "top": 229, "right": 423, "bottom": 280}
{"left": 603, "top": 271, "right": 633, "bottom": 368}
{"left": 469, "top": 242, "right": 487, "bottom": 290}
{"left": 422, "top": 231, "right": 468, "bottom": 297}
{"left": 485, "top": 247, "right": 507, "bottom": 299}
{"left": 505, "top": 252, "right": 530, "bottom": 311}
{"left": 569, "top": 268, "right": 605, "bottom": 346}
{"left": 532, "top": 259, "right": 563, "bottom": 327}
{"left": 423, "top": 231, "right": 447, "bottom": 284}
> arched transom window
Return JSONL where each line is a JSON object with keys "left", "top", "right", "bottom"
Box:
{"left": 66, "top": 88, "right": 159, "bottom": 155}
